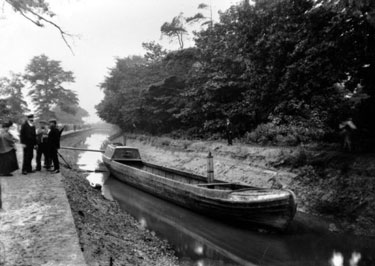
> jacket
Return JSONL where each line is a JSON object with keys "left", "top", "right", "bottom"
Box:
{"left": 48, "top": 127, "right": 61, "bottom": 150}
{"left": 20, "top": 121, "right": 36, "bottom": 146}
{"left": 0, "top": 131, "right": 17, "bottom": 154}
{"left": 36, "top": 127, "right": 49, "bottom": 145}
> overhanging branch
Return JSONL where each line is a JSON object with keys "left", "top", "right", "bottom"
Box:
{"left": 5, "top": 0, "right": 75, "bottom": 55}
{"left": 26, "top": 7, "right": 75, "bottom": 55}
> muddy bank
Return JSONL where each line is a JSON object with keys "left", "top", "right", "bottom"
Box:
{"left": 59, "top": 132, "right": 178, "bottom": 266}
{"left": 121, "top": 134, "right": 375, "bottom": 237}
{"left": 284, "top": 150, "right": 375, "bottom": 236}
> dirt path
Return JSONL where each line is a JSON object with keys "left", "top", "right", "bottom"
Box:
{"left": 0, "top": 144, "right": 86, "bottom": 266}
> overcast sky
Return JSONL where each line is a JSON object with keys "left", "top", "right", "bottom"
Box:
{"left": 0, "top": 0, "right": 237, "bottom": 122}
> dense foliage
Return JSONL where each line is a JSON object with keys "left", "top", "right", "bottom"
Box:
{"left": 97, "top": 0, "right": 375, "bottom": 147}
{"left": 0, "top": 73, "right": 29, "bottom": 123}
{"left": 96, "top": 49, "right": 199, "bottom": 133}
{"left": 52, "top": 105, "right": 89, "bottom": 124}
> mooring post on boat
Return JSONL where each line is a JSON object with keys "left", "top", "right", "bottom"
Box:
{"left": 207, "top": 151, "right": 214, "bottom": 183}
{"left": 123, "top": 133, "right": 127, "bottom": 146}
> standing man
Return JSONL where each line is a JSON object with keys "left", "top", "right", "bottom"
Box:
{"left": 225, "top": 118, "right": 233, "bottom": 146}
{"left": 48, "top": 119, "right": 60, "bottom": 173}
{"left": 36, "top": 120, "right": 50, "bottom": 171}
{"left": 20, "top": 114, "right": 36, "bottom": 175}
{"left": 339, "top": 117, "right": 357, "bottom": 152}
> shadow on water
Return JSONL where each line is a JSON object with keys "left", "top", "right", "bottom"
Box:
{"left": 74, "top": 133, "right": 375, "bottom": 266}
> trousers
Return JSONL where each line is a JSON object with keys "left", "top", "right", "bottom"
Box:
{"left": 36, "top": 144, "right": 50, "bottom": 170}
{"left": 49, "top": 148, "right": 59, "bottom": 170}
{"left": 22, "top": 145, "right": 34, "bottom": 172}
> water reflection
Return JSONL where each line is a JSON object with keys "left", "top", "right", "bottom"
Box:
{"left": 101, "top": 175, "right": 114, "bottom": 201}
{"left": 77, "top": 133, "right": 108, "bottom": 171}
{"left": 194, "top": 243, "right": 204, "bottom": 255}
{"left": 350, "top": 252, "right": 362, "bottom": 266}
{"left": 75, "top": 133, "right": 109, "bottom": 188}
{"left": 330, "top": 251, "right": 344, "bottom": 266}
{"left": 139, "top": 217, "right": 148, "bottom": 229}
{"left": 329, "top": 251, "right": 362, "bottom": 266}
{"left": 86, "top": 172, "right": 103, "bottom": 188}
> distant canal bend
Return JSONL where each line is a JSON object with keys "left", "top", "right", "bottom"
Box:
{"left": 61, "top": 131, "right": 375, "bottom": 266}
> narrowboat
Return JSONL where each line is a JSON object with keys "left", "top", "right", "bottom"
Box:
{"left": 102, "top": 144, "right": 297, "bottom": 230}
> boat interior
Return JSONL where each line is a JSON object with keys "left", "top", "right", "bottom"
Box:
{"left": 114, "top": 159, "right": 264, "bottom": 191}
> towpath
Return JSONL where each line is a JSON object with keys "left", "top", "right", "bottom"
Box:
{"left": 0, "top": 136, "right": 86, "bottom": 265}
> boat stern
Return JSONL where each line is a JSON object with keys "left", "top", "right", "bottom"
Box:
{"left": 103, "top": 144, "right": 142, "bottom": 162}
{"left": 227, "top": 188, "right": 297, "bottom": 230}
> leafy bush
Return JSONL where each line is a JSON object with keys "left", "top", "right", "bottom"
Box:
{"left": 180, "top": 140, "right": 192, "bottom": 149}
{"left": 159, "top": 138, "right": 171, "bottom": 146}
{"left": 243, "top": 121, "right": 329, "bottom": 146}
{"left": 136, "top": 134, "right": 150, "bottom": 143}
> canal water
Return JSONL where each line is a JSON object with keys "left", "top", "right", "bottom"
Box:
{"left": 67, "top": 132, "right": 375, "bottom": 266}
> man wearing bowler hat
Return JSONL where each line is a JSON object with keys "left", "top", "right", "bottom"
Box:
{"left": 20, "top": 114, "right": 37, "bottom": 175}
{"left": 47, "top": 119, "right": 60, "bottom": 173}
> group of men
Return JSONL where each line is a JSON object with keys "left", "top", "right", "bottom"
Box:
{"left": 20, "top": 114, "right": 61, "bottom": 175}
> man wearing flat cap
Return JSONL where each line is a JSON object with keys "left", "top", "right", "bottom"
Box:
{"left": 20, "top": 114, "right": 36, "bottom": 175}
{"left": 47, "top": 119, "right": 60, "bottom": 173}
{"left": 36, "top": 120, "right": 50, "bottom": 171}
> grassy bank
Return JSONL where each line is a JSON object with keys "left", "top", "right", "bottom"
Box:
{"left": 122, "top": 134, "right": 375, "bottom": 237}
{"left": 59, "top": 132, "right": 178, "bottom": 266}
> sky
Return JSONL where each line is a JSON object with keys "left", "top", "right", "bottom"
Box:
{"left": 0, "top": 0, "right": 238, "bottom": 123}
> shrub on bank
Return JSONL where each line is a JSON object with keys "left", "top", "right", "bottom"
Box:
{"left": 124, "top": 119, "right": 337, "bottom": 148}
{"left": 243, "top": 122, "right": 329, "bottom": 146}
{"left": 160, "top": 138, "right": 171, "bottom": 146}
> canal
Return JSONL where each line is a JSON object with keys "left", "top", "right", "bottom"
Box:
{"left": 63, "top": 131, "right": 375, "bottom": 266}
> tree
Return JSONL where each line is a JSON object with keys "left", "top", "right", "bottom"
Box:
{"left": 3, "top": 0, "right": 74, "bottom": 52}
{"left": 160, "top": 5, "right": 210, "bottom": 50}
{"left": 0, "top": 99, "right": 11, "bottom": 123}
{"left": 96, "top": 48, "right": 200, "bottom": 133}
{"left": 0, "top": 73, "right": 29, "bottom": 123}
{"left": 52, "top": 105, "right": 89, "bottom": 124}
{"left": 24, "top": 54, "right": 77, "bottom": 119}
{"left": 195, "top": 3, "right": 213, "bottom": 28}
{"left": 96, "top": 56, "right": 163, "bottom": 131}
{"left": 161, "top": 13, "right": 188, "bottom": 49}
{"left": 142, "top": 41, "right": 168, "bottom": 63}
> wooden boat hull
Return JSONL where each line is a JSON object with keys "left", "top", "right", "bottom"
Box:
{"left": 103, "top": 153, "right": 296, "bottom": 231}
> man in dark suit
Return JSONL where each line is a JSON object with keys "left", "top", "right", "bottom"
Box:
{"left": 47, "top": 119, "right": 61, "bottom": 173}
{"left": 20, "top": 114, "right": 37, "bottom": 175}
{"left": 36, "top": 120, "right": 50, "bottom": 171}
